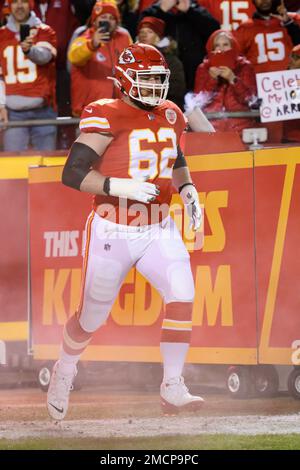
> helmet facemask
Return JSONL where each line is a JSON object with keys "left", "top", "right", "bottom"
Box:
{"left": 116, "top": 65, "right": 170, "bottom": 107}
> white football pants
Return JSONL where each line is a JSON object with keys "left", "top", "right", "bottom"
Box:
{"left": 77, "top": 211, "right": 195, "bottom": 332}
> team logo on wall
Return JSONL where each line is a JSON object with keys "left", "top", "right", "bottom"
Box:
{"left": 119, "top": 49, "right": 135, "bottom": 64}
{"left": 96, "top": 52, "right": 106, "bottom": 62}
{"left": 165, "top": 108, "right": 177, "bottom": 125}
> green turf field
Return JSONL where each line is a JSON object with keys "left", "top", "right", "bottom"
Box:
{"left": 1, "top": 434, "right": 300, "bottom": 450}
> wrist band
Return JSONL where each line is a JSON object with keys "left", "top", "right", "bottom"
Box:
{"left": 103, "top": 177, "right": 111, "bottom": 195}
{"left": 178, "top": 182, "right": 195, "bottom": 194}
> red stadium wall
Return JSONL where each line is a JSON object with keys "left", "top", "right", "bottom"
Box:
{"left": 0, "top": 157, "right": 42, "bottom": 341}
{"left": 0, "top": 155, "right": 65, "bottom": 343}
{"left": 28, "top": 153, "right": 257, "bottom": 364}
{"left": 1, "top": 144, "right": 300, "bottom": 366}
{"left": 27, "top": 145, "right": 300, "bottom": 366}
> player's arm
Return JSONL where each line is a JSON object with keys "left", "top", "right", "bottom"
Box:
{"left": 62, "top": 132, "right": 159, "bottom": 204}
{"left": 62, "top": 132, "right": 112, "bottom": 194}
{"left": 172, "top": 145, "right": 202, "bottom": 231}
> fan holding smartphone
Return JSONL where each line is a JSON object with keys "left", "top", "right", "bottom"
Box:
{"left": 193, "top": 29, "right": 257, "bottom": 135}
{"left": 89, "top": 3, "right": 118, "bottom": 49}
{"left": 98, "top": 20, "right": 110, "bottom": 35}
{"left": 206, "top": 31, "right": 239, "bottom": 84}
{"left": 0, "top": 0, "right": 58, "bottom": 152}
{"left": 68, "top": 1, "right": 132, "bottom": 117}
{"left": 93, "top": 19, "right": 111, "bottom": 45}
{"left": 19, "top": 23, "right": 32, "bottom": 54}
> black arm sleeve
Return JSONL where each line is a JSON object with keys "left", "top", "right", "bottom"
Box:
{"left": 173, "top": 145, "right": 188, "bottom": 169}
{"left": 62, "top": 142, "right": 101, "bottom": 190}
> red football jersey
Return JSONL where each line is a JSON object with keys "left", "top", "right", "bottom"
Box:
{"left": 0, "top": 23, "right": 57, "bottom": 105}
{"left": 234, "top": 16, "right": 295, "bottom": 73}
{"left": 199, "top": 0, "right": 255, "bottom": 30}
{"left": 79, "top": 98, "right": 187, "bottom": 225}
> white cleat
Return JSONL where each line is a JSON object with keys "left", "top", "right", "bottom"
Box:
{"left": 47, "top": 361, "right": 77, "bottom": 421}
{"left": 160, "top": 376, "right": 204, "bottom": 415}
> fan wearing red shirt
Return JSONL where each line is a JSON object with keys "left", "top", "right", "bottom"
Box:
{"left": 68, "top": 1, "right": 132, "bottom": 117}
{"left": 194, "top": 29, "right": 257, "bottom": 134}
{"left": 200, "top": 0, "right": 256, "bottom": 30}
{"left": 235, "top": 0, "right": 300, "bottom": 74}
{"left": 235, "top": 0, "right": 300, "bottom": 142}
{"left": 0, "top": 0, "right": 57, "bottom": 150}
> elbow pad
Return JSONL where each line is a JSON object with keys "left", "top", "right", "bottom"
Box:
{"left": 62, "top": 142, "right": 100, "bottom": 190}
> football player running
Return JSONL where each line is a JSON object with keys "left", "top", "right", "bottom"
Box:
{"left": 47, "top": 43, "right": 203, "bottom": 421}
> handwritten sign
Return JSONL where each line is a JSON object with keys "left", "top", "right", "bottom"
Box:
{"left": 256, "top": 69, "right": 300, "bottom": 123}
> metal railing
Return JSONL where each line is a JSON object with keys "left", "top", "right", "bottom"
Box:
{"left": 0, "top": 116, "right": 80, "bottom": 128}
{"left": 0, "top": 111, "right": 261, "bottom": 129}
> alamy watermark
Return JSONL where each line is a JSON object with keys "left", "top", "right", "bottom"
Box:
{"left": 94, "top": 199, "right": 204, "bottom": 251}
